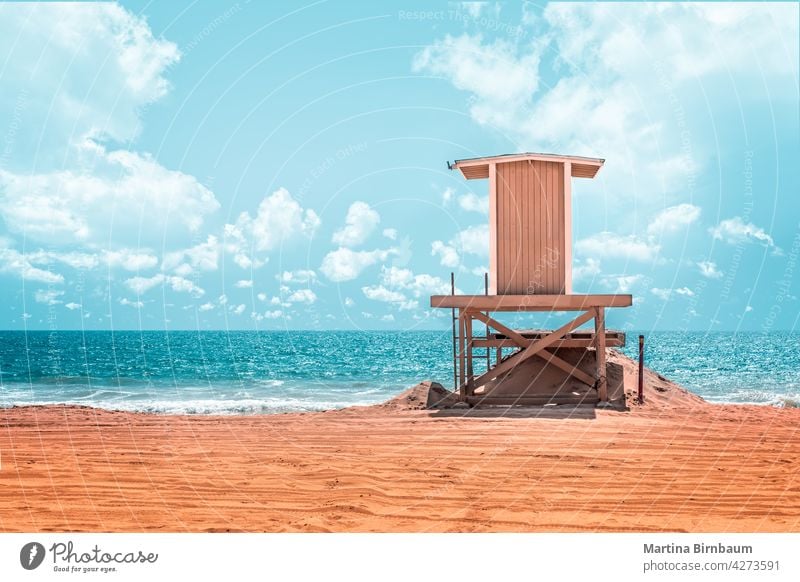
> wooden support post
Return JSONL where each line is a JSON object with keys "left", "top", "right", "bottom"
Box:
{"left": 458, "top": 309, "right": 466, "bottom": 399}
{"left": 595, "top": 306, "right": 607, "bottom": 402}
{"left": 450, "top": 272, "right": 457, "bottom": 391}
{"left": 465, "top": 310, "right": 474, "bottom": 395}
{"left": 638, "top": 334, "right": 645, "bottom": 404}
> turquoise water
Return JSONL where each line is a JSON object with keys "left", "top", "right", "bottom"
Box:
{"left": 0, "top": 331, "right": 797, "bottom": 413}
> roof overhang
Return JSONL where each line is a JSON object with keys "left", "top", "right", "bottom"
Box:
{"left": 450, "top": 152, "right": 604, "bottom": 180}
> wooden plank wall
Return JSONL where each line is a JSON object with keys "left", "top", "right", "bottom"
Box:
{"left": 494, "top": 160, "right": 566, "bottom": 294}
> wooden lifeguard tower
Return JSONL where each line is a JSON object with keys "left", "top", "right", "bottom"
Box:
{"left": 431, "top": 153, "right": 632, "bottom": 407}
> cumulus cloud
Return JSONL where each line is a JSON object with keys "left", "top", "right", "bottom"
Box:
{"left": 458, "top": 192, "right": 489, "bottom": 214}
{"left": 65, "top": 302, "right": 82, "bottom": 310}
{"left": 575, "top": 232, "right": 660, "bottom": 262}
{"left": 431, "top": 240, "right": 460, "bottom": 268}
{"left": 163, "top": 236, "right": 219, "bottom": 275}
{"left": 0, "top": 141, "right": 220, "bottom": 246}
{"left": 278, "top": 270, "right": 317, "bottom": 285}
{"left": 0, "top": 3, "right": 180, "bottom": 160}
{"left": 332, "top": 201, "right": 380, "bottom": 247}
{"left": 320, "top": 247, "right": 395, "bottom": 282}
{"left": 647, "top": 203, "right": 701, "bottom": 237}
{"left": 286, "top": 289, "right": 317, "bottom": 304}
{"left": 697, "top": 260, "right": 723, "bottom": 279}
{"left": 572, "top": 257, "right": 601, "bottom": 281}
{"left": 34, "top": 289, "right": 64, "bottom": 305}
{"left": 651, "top": 286, "right": 695, "bottom": 300}
{"left": 413, "top": 33, "right": 542, "bottom": 131}
{"left": 119, "top": 297, "right": 144, "bottom": 309}
{"left": 125, "top": 274, "right": 204, "bottom": 297}
{"left": 413, "top": 3, "right": 798, "bottom": 208}
{"left": 0, "top": 242, "right": 63, "bottom": 284}
{"left": 709, "top": 217, "right": 780, "bottom": 253}
{"left": 361, "top": 266, "right": 454, "bottom": 311}
{"left": 231, "top": 188, "right": 320, "bottom": 253}
{"left": 453, "top": 224, "right": 489, "bottom": 257}
{"left": 382, "top": 228, "right": 398, "bottom": 240}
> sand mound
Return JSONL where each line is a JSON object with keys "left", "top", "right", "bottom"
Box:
{"left": 379, "top": 349, "right": 707, "bottom": 413}
{"left": 377, "top": 381, "right": 461, "bottom": 410}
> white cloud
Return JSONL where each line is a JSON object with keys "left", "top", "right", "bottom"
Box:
{"left": 431, "top": 240, "right": 460, "bottom": 268}
{"left": 362, "top": 285, "right": 410, "bottom": 305}
{"left": 647, "top": 203, "right": 701, "bottom": 237}
{"left": 218, "top": 294, "right": 228, "bottom": 306}
{"left": 320, "top": 247, "right": 395, "bottom": 282}
{"left": 413, "top": 34, "right": 542, "bottom": 131}
{"left": 235, "top": 280, "right": 253, "bottom": 288}
{"left": 257, "top": 293, "right": 267, "bottom": 301}
{"left": 34, "top": 289, "right": 64, "bottom": 305}
{"left": 163, "top": 236, "right": 219, "bottom": 274}
{"left": 651, "top": 286, "right": 695, "bottom": 300}
{"left": 332, "top": 201, "right": 380, "bottom": 247}
{"left": 286, "top": 288, "right": 317, "bottom": 304}
{"left": 576, "top": 232, "right": 660, "bottom": 262}
{"left": 0, "top": 242, "right": 63, "bottom": 284}
{"left": 344, "top": 297, "right": 355, "bottom": 307}
{"left": 458, "top": 192, "right": 489, "bottom": 214}
{"left": 453, "top": 224, "right": 489, "bottom": 257}
{"left": 119, "top": 297, "right": 144, "bottom": 309}
{"left": 103, "top": 249, "right": 158, "bottom": 271}
{"left": 361, "top": 266, "right": 453, "bottom": 311}
{"left": 65, "top": 302, "right": 81, "bottom": 310}
{"left": 573, "top": 257, "right": 601, "bottom": 281}
{"left": 231, "top": 304, "right": 246, "bottom": 316}
{"left": 697, "top": 260, "right": 722, "bottom": 279}
{"left": 0, "top": 142, "right": 220, "bottom": 246}
{"left": 0, "top": 3, "right": 180, "bottom": 157}
{"left": 231, "top": 188, "right": 320, "bottom": 252}
{"left": 263, "top": 310, "right": 283, "bottom": 319}
{"left": 382, "top": 228, "right": 398, "bottom": 240}
{"left": 381, "top": 314, "right": 395, "bottom": 322}
{"left": 125, "top": 274, "right": 204, "bottom": 297}
{"left": 608, "top": 274, "right": 644, "bottom": 293}
{"left": 278, "top": 269, "right": 317, "bottom": 285}
{"left": 414, "top": 3, "right": 798, "bottom": 211}
{"left": 199, "top": 302, "right": 215, "bottom": 312}
{"left": 745, "top": 305, "right": 753, "bottom": 313}
{"left": 709, "top": 217, "right": 780, "bottom": 253}
{"left": 441, "top": 187, "right": 455, "bottom": 206}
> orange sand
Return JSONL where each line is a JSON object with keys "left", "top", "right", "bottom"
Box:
{"left": 1, "top": 360, "right": 799, "bottom": 532}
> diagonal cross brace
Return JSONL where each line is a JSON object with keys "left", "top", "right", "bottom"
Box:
{"left": 468, "top": 309, "right": 596, "bottom": 388}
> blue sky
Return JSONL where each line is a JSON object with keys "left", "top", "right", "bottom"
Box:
{"left": 0, "top": 1, "right": 797, "bottom": 332}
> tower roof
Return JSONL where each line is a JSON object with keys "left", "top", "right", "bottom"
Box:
{"left": 450, "top": 152, "right": 604, "bottom": 180}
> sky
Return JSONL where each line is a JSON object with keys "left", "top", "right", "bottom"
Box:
{"left": 0, "top": 1, "right": 797, "bottom": 332}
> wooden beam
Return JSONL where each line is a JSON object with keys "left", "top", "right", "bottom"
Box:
{"left": 430, "top": 294, "right": 632, "bottom": 311}
{"left": 466, "top": 395, "right": 599, "bottom": 406}
{"left": 536, "top": 349, "right": 596, "bottom": 387}
{"left": 469, "top": 309, "right": 595, "bottom": 388}
{"left": 473, "top": 338, "right": 624, "bottom": 349}
{"left": 469, "top": 311, "right": 528, "bottom": 347}
{"left": 595, "top": 306, "right": 607, "bottom": 401}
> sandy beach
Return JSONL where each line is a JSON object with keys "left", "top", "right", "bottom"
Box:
{"left": 2, "top": 355, "right": 799, "bottom": 533}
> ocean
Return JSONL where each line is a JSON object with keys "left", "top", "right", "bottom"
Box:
{"left": 0, "top": 331, "right": 797, "bottom": 413}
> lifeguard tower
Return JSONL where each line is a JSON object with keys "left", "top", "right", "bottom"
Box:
{"left": 431, "top": 153, "right": 632, "bottom": 407}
